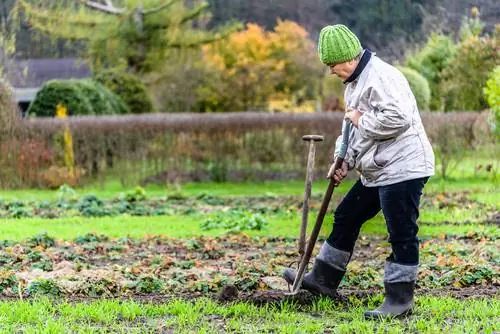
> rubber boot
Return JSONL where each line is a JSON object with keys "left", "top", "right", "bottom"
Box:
{"left": 364, "top": 262, "right": 417, "bottom": 320}
{"left": 283, "top": 242, "right": 350, "bottom": 298}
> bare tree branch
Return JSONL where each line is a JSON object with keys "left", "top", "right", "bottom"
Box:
{"left": 82, "top": 0, "right": 126, "bottom": 15}
{"left": 143, "top": 0, "right": 180, "bottom": 16}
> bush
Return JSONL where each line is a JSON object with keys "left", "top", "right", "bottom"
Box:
{"left": 440, "top": 35, "right": 497, "bottom": 111}
{"left": 28, "top": 79, "right": 130, "bottom": 117}
{"left": 397, "top": 66, "right": 431, "bottom": 111}
{"left": 101, "top": 85, "right": 130, "bottom": 115}
{"left": 405, "top": 33, "right": 456, "bottom": 111}
{"left": 94, "top": 70, "right": 154, "bottom": 114}
{"left": 484, "top": 66, "right": 500, "bottom": 139}
{"left": 74, "top": 79, "right": 129, "bottom": 115}
{"left": 72, "top": 79, "right": 113, "bottom": 115}
{"left": 0, "top": 112, "right": 488, "bottom": 188}
{"left": 0, "top": 78, "right": 20, "bottom": 139}
{"left": 27, "top": 80, "right": 94, "bottom": 117}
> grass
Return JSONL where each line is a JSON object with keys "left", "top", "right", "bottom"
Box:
{"left": 0, "top": 209, "right": 497, "bottom": 243}
{"left": 0, "top": 156, "right": 497, "bottom": 332}
{"left": 0, "top": 158, "right": 497, "bottom": 202}
{"left": 0, "top": 296, "right": 496, "bottom": 333}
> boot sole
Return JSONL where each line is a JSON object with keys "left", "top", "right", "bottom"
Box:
{"left": 364, "top": 308, "right": 413, "bottom": 321}
{"left": 283, "top": 270, "right": 337, "bottom": 298}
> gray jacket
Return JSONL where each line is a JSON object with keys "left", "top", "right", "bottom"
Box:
{"left": 334, "top": 55, "right": 435, "bottom": 187}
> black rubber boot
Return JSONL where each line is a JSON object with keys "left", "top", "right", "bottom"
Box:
{"left": 283, "top": 260, "right": 345, "bottom": 298}
{"left": 283, "top": 242, "right": 349, "bottom": 298}
{"left": 364, "top": 281, "right": 415, "bottom": 319}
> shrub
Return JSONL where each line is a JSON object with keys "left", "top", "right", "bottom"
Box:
{"left": 0, "top": 78, "right": 20, "bottom": 139}
{"left": 200, "top": 21, "right": 321, "bottom": 112}
{"left": 405, "top": 33, "right": 456, "bottom": 111}
{"left": 101, "top": 85, "right": 130, "bottom": 115}
{"left": 484, "top": 66, "right": 500, "bottom": 139}
{"left": 0, "top": 139, "right": 54, "bottom": 188}
{"left": 0, "top": 112, "right": 488, "bottom": 188}
{"left": 440, "top": 35, "right": 497, "bottom": 111}
{"left": 39, "top": 166, "right": 86, "bottom": 189}
{"left": 28, "top": 79, "right": 130, "bottom": 117}
{"left": 74, "top": 79, "right": 129, "bottom": 115}
{"left": 27, "top": 80, "right": 94, "bottom": 117}
{"left": 72, "top": 79, "right": 113, "bottom": 115}
{"left": 397, "top": 66, "right": 431, "bottom": 111}
{"left": 94, "top": 70, "right": 154, "bottom": 114}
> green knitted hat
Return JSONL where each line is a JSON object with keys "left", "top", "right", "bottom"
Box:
{"left": 318, "top": 25, "right": 362, "bottom": 65}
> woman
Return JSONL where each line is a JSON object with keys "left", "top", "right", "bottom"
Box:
{"left": 284, "top": 24, "right": 435, "bottom": 320}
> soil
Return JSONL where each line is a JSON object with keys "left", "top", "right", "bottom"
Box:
{"left": 0, "top": 232, "right": 496, "bottom": 306}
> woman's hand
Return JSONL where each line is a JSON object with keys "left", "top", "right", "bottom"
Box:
{"left": 345, "top": 108, "right": 363, "bottom": 128}
{"left": 327, "top": 161, "right": 348, "bottom": 186}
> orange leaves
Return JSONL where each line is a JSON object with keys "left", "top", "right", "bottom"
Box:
{"left": 203, "top": 23, "right": 273, "bottom": 72}
{"left": 435, "top": 255, "right": 463, "bottom": 267}
{"left": 200, "top": 20, "right": 319, "bottom": 111}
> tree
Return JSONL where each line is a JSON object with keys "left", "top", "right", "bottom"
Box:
{"left": 199, "top": 20, "right": 321, "bottom": 112}
{"left": 405, "top": 33, "right": 457, "bottom": 111}
{"left": 329, "top": 0, "right": 440, "bottom": 60}
{"left": 439, "top": 8, "right": 498, "bottom": 111}
{"left": 12, "top": 0, "right": 241, "bottom": 73}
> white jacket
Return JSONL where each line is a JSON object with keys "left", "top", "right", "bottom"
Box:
{"left": 334, "top": 55, "right": 435, "bottom": 187}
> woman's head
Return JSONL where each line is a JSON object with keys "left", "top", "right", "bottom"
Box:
{"left": 318, "top": 25, "right": 362, "bottom": 80}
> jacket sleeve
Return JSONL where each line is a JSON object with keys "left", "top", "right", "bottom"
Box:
{"left": 334, "top": 120, "right": 356, "bottom": 170}
{"left": 358, "top": 79, "right": 412, "bottom": 140}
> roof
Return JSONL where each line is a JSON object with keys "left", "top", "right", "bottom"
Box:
{"left": 8, "top": 58, "right": 92, "bottom": 89}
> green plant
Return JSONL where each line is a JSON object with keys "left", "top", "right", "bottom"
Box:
{"left": 27, "top": 80, "right": 94, "bottom": 117}
{"left": 26, "top": 279, "right": 62, "bottom": 296}
{"left": 74, "top": 233, "right": 109, "bottom": 244}
{"left": 26, "top": 232, "right": 56, "bottom": 248}
{"left": 405, "top": 33, "right": 456, "bottom": 111}
{"left": 0, "top": 270, "right": 16, "bottom": 293}
{"left": 123, "top": 186, "right": 147, "bottom": 202}
{"left": 94, "top": 70, "right": 154, "bottom": 114}
{"left": 56, "top": 184, "right": 78, "bottom": 202}
{"left": 439, "top": 9, "right": 497, "bottom": 112}
{"left": 200, "top": 208, "right": 268, "bottom": 233}
{"left": 133, "top": 275, "right": 164, "bottom": 294}
{"left": 484, "top": 66, "right": 500, "bottom": 138}
{"left": 74, "top": 79, "right": 129, "bottom": 115}
{"left": 397, "top": 66, "right": 431, "bottom": 111}
{"left": 440, "top": 35, "right": 497, "bottom": 111}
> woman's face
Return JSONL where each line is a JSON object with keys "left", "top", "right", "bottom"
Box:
{"left": 328, "top": 59, "right": 359, "bottom": 81}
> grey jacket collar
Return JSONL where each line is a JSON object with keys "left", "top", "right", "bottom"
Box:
{"left": 344, "top": 49, "right": 373, "bottom": 84}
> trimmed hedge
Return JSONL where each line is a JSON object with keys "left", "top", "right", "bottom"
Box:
{"left": 27, "top": 80, "right": 94, "bottom": 117}
{"left": 94, "top": 70, "right": 154, "bottom": 114}
{"left": 2, "top": 111, "right": 489, "bottom": 189}
{"left": 27, "top": 79, "right": 130, "bottom": 117}
{"left": 398, "top": 66, "right": 431, "bottom": 111}
{"left": 74, "top": 79, "right": 130, "bottom": 115}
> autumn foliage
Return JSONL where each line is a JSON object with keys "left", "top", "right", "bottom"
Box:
{"left": 199, "top": 20, "right": 321, "bottom": 112}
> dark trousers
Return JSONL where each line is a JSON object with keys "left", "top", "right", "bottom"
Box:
{"left": 326, "top": 177, "right": 429, "bottom": 266}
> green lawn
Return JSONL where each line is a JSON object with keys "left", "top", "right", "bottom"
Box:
{"left": 0, "top": 212, "right": 497, "bottom": 243}
{"left": 0, "top": 170, "right": 497, "bottom": 333}
{"left": 0, "top": 296, "right": 496, "bottom": 333}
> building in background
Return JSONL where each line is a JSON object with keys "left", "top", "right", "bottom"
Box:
{"left": 8, "top": 58, "right": 91, "bottom": 114}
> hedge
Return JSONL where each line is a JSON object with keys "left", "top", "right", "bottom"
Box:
{"left": 398, "top": 66, "right": 431, "bottom": 111}
{"left": 94, "top": 70, "right": 154, "bottom": 114}
{"left": 0, "top": 111, "right": 492, "bottom": 188}
{"left": 27, "top": 79, "right": 130, "bottom": 117}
